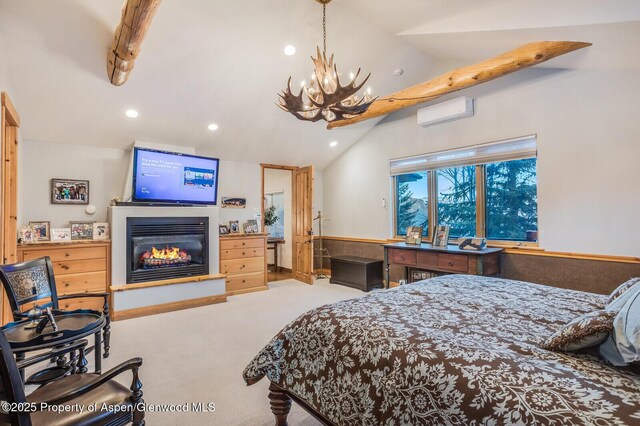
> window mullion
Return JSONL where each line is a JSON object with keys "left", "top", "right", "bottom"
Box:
{"left": 476, "top": 165, "right": 486, "bottom": 238}
{"left": 428, "top": 170, "right": 437, "bottom": 239}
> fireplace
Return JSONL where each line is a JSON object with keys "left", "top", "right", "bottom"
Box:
{"left": 126, "top": 217, "right": 209, "bottom": 284}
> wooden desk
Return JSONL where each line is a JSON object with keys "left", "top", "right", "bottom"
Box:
{"left": 267, "top": 237, "right": 285, "bottom": 273}
{"left": 382, "top": 242, "right": 502, "bottom": 288}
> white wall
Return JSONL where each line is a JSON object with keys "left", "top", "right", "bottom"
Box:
{"left": 322, "top": 67, "right": 640, "bottom": 257}
{"left": 217, "top": 160, "right": 261, "bottom": 226}
{"left": 264, "top": 168, "right": 293, "bottom": 270}
{"left": 19, "top": 139, "right": 266, "bottom": 229}
{"left": 20, "top": 139, "right": 128, "bottom": 227}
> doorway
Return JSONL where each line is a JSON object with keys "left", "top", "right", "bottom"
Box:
{"left": 261, "top": 164, "right": 314, "bottom": 284}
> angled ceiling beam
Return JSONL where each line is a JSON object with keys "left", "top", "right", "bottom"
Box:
{"left": 327, "top": 41, "right": 591, "bottom": 129}
{"left": 107, "top": 0, "right": 161, "bottom": 86}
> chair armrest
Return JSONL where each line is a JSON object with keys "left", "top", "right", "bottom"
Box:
{"left": 58, "top": 292, "right": 109, "bottom": 300}
{"left": 16, "top": 340, "right": 88, "bottom": 370}
{"left": 36, "top": 357, "right": 143, "bottom": 407}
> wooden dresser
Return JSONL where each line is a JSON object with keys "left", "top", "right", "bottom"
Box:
{"left": 6, "top": 241, "right": 112, "bottom": 322}
{"left": 220, "top": 234, "right": 268, "bottom": 296}
{"left": 382, "top": 242, "right": 502, "bottom": 288}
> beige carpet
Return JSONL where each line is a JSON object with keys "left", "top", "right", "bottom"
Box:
{"left": 84, "top": 278, "right": 364, "bottom": 425}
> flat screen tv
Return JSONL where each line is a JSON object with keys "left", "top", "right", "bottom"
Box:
{"left": 132, "top": 148, "right": 220, "bottom": 205}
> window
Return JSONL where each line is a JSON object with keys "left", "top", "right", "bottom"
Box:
{"left": 436, "top": 166, "right": 476, "bottom": 237}
{"left": 485, "top": 158, "right": 537, "bottom": 241}
{"left": 395, "top": 171, "right": 428, "bottom": 236}
{"left": 391, "top": 136, "right": 538, "bottom": 243}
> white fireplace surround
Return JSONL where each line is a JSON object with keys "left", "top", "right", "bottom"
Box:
{"left": 108, "top": 205, "right": 224, "bottom": 312}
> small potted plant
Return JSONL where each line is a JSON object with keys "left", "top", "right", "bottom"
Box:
{"left": 263, "top": 205, "right": 279, "bottom": 233}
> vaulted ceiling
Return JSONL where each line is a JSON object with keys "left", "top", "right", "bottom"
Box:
{"left": 1, "top": 0, "right": 638, "bottom": 168}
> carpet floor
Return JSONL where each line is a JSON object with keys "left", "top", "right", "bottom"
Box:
{"left": 83, "top": 278, "right": 364, "bottom": 425}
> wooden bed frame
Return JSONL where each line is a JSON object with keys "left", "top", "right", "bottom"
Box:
{"left": 268, "top": 382, "right": 335, "bottom": 426}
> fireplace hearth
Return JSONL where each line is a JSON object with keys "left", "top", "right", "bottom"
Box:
{"left": 126, "top": 217, "right": 209, "bottom": 284}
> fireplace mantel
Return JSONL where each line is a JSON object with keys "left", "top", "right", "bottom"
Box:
{"left": 108, "top": 205, "right": 225, "bottom": 319}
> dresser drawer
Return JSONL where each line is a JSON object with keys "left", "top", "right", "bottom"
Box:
{"left": 221, "top": 257, "right": 264, "bottom": 275}
{"left": 52, "top": 258, "right": 107, "bottom": 276}
{"left": 226, "top": 272, "right": 265, "bottom": 292}
{"left": 59, "top": 296, "right": 105, "bottom": 312}
{"left": 22, "top": 246, "right": 107, "bottom": 262}
{"left": 56, "top": 271, "right": 107, "bottom": 296}
{"left": 21, "top": 295, "right": 105, "bottom": 313}
{"left": 220, "top": 247, "right": 264, "bottom": 260}
{"left": 437, "top": 254, "right": 468, "bottom": 273}
{"left": 220, "top": 238, "right": 265, "bottom": 250}
{"left": 388, "top": 249, "right": 416, "bottom": 266}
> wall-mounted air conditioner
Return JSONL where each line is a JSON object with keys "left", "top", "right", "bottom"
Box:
{"left": 417, "top": 96, "right": 474, "bottom": 127}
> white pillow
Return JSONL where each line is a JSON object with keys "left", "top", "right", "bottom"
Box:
{"left": 600, "top": 284, "right": 640, "bottom": 365}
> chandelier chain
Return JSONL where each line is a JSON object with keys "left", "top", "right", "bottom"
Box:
{"left": 322, "top": 3, "right": 327, "bottom": 56}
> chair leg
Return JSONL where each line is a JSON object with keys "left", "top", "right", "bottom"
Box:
{"left": 103, "top": 299, "right": 111, "bottom": 358}
{"left": 94, "top": 332, "right": 102, "bottom": 374}
{"left": 130, "top": 366, "right": 145, "bottom": 426}
{"left": 268, "top": 383, "right": 291, "bottom": 426}
{"left": 76, "top": 348, "right": 88, "bottom": 374}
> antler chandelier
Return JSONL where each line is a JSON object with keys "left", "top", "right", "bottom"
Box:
{"left": 277, "top": 0, "right": 375, "bottom": 123}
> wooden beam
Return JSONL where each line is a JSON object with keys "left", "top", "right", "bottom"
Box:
{"left": 107, "top": 0, "right": 161, "bottom": 86}
{"left": 327, "top": 41, "right": 591, "bottom": 129}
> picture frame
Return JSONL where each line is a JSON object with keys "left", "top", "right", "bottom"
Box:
{"left": 18, "top": 225, "right": 34, "bottom": 244}
{"left": 243, "top": 219, "right": 259, "bottom": 234}
{"left": 405, "top": 226, "right": 423, "bottom": 245}
{"left": 433, "top": 225, "right": 451, "bottom": 247}
{"left": 219, "top": 225, "right": 230, "bottom": 235}
{"left": 29, "top": 221, "right": 51, "bottom": 242}
{"left": 229, "top": 220, "right": 240, "bottom": 234}
{"left": 51, "top": 228, "right": 72, "bottom": 242}
{"left": 221, "top": 197, "right": 246, "bottom": 209}
{"left": 70, "top": 222, "right": 93, "bottom": 240}
{"left": 51, "top": 179, "right": 90, "bottom": 205}
{"left": 92, "top": 222, "right": 110, "bottom": 240}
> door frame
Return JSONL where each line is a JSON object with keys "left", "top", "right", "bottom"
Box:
{"left": 261, "top": 163, "right": 314, "bottom": 283}
{"left": 1, "top": 92, "right": 20, "bottom": 324}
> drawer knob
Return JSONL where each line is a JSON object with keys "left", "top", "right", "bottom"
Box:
{"left": 448, "top": 262, "right": 454, "bottom": 266}
{"left": 64, "top": 283, "right": 70, "bottom": 287}
{"left": 65, "top": 253, "right": 70, "bottom": 257}
{"left": 61, "top": 265, "right": 69, "bottom": 270}
{"left": 242, "top": 280, "right": 246, "bottom": 283}
{"left": 242, "top": 243, "right": 246, "bottom": 246}
{"left": 242, "top": 252, "right": 246, "bottom": 255}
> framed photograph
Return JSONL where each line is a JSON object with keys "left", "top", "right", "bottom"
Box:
{"left": 93, "top": 222, "right": 110, "bottom": 240}
{"left": 221, "top": 197, "right": 246, "bottom": 209}
{"left": 51, "top": 228, "right": 71, "bottom": 242}
{"left": 405, "top": 226, "right": 423, "bottom": 245}
{"left": 229, "top": 220, "right": 240, "bottom": 234}
{"left": 51, "top": 179, "right": 89, "bottom": 205}
{"left": 70, "top": 222, "right": 93, "bottom": 240}
{"left": 18, "top": 225, "right": 34, "bottom": 244}
{"left": 433, "top": 225, "right": 451, "bottom": 247}
{"left": 29, "top": 221, "right": 50, "bottom": 242}
{"left": 243, "top": 219, "right": 259, "bottom": 234}
{"left": 219, "top": 225, "right": 230, "bottom": 235}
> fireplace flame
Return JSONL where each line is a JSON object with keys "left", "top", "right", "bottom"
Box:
{"left": 147, "top": 246, "right": 185, "bottom": 260}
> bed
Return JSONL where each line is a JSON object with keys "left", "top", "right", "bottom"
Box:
{"left": 243, "top": 275, "right": 640, "bottom": 425}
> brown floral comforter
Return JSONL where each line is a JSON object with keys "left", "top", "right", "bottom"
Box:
{"left": 243, "top": 275, "right": 640, "bottom": 425}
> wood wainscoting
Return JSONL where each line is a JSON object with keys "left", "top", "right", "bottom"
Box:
{"left": 317, "top": 236, "right": 640, "bottom": 295}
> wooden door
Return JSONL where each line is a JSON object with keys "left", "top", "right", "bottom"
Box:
{"left": 292, "top": 166, "right": 313, "bottom": 284}
{"left": 1, "top": 92, "right": 20, "bottom": 324}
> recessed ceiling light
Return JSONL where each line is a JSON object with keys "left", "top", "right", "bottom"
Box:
{"left": 284, "top": 45, "right": 296, "bottom": 56}
{"left": 329, "top": 141, "right": 338, "bottom": 148}
{"left": 125, "top": 109, "right": 139, "bottom": 118}
{"left": 207, "top": 123, "right": 219, "bottom": 131}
